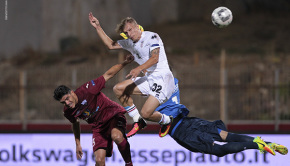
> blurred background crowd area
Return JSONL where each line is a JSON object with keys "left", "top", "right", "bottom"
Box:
{"left": 0, "top": 0, "right": 290, "bottom": 132}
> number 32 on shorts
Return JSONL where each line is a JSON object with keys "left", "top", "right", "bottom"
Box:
{"left": 152, "top": 83, "right": 162, "bottom": 93}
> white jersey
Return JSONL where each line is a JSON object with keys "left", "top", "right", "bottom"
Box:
{"left": 118, "top": 31, "right": 174, "bottom": 103}
{"left": 117, "top": 31, "right": 170, "bottom": 73}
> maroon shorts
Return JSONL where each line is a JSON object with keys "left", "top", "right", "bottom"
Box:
{"left": 92, "top": 113, "right": 127, "bottom": 157}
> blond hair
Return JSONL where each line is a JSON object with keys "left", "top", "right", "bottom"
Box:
{"left": 115, "top": 17, "right": 138, "bottom": 33}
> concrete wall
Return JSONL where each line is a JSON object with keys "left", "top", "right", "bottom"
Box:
{"left": 0, "top": 0, "right": 289, "bottom": 57}
{"left": 0, "top": 0, "right": 178, "bottom": 57}
{"left": 0, "top": 0, "right": 42, "bottom": 57}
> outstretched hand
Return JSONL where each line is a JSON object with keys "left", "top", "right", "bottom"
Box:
{"left": 126, "top": 67, "right": 142, "bottom": 80}
{"left": 88, "top": 12, "right": 100, "bottom": 28}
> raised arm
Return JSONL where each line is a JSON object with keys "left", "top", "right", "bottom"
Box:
{"left": 103, "top": 54, "right": 134, "bottom": 82}
{"left": 126, "top": 48, "right": 159, "bottom": 80}
{"left": 89, "top": 12, "right": 122, "bottom": 50}
{"left": 72, "top": 120, "right": 83, "bottom": 159}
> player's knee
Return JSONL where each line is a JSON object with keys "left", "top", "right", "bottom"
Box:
{"left": 211, "top": 145, "right": 227, "bottom": 157}
{"left": 215, "top": 153, "right": 226, "bottom": 157}
{"left": 95, "top": 156, "right": 105, "bottom": 166}
{"left": 140, "top": 111, "right": 151, "bottom": 120}
{"left": 111, "top": 132, "right": 124, "bottom": 144}
{"left": 209, "top": 150, "right": 226, "bottom": 157}
{"left": 113, "top": 83, "right": 124, "bottom": 96}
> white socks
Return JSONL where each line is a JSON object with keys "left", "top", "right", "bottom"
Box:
{"left": 124, "top": 104, "right": 140, "bottom": 122}
{"left": 125, "top": 105, "right": 170, "bottom": 124}
{"left": 159, "top": 114, "right": 171, "bottom": 125}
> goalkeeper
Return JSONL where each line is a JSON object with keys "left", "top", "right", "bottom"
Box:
{"left": 154, "top": 78, "right": 288, "bottom": 157}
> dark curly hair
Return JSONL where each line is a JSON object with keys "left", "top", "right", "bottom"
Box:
{"left": 53, "top": 85, "right": 71, "bottom": 101}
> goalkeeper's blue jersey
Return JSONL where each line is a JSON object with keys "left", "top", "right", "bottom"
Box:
{"left": 155, "top": 78, "right": 189, "bottom": 118}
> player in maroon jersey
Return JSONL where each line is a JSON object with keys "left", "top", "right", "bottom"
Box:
{"left": 53, "top": 54, "right": 134, "bottom": 166}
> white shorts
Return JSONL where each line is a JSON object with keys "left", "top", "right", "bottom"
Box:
{"left": 133, "top": 69, "right": 175, "bottom": 104}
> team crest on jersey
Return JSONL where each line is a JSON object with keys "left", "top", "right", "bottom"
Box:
{"left": 82, "top": 106, "right": 99, "bottom": 121}
{"left": 141, "top": 41, "right": 144, "bottom": 47}
{"left": 151, "top": 35, "right": 157, "bottom": 39}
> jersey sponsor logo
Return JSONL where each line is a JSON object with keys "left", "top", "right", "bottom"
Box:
{"left": 81, "top": 99, "right": 88, "bottom": 106}
{"left": 136, "top": 53, "right": 141, "bottom": 59}
{"left": 133, "top": 48, "right": 141, "bottom": 59}
{"left": 86, "top": 83, "right": 89, "bottom": 88}
{"left": 83, "top": 106, "right": 99, "bottom": 121}
{"left": 83, "top": 109, "right": 90, "bottom": 117}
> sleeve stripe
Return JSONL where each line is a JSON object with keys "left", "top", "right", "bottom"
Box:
{"left": 151, "top": 44, "right": 159, "bottom": 47}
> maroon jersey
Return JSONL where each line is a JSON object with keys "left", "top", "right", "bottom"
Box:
{"left": 63, "top": 76, "right": 126, "bottom": 131}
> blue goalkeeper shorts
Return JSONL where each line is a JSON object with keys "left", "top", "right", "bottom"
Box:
{"left": 169, "top": 115, "right": 227, "bottom": 154}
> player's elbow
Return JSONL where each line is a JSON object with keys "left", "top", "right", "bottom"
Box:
{"left": 106, "top": 44, "right": 114, "bottom": 50}
{"left": 102, "top": 73, "right": 113, "bottom": 82}
{"left": 107, "top": 41, "right": 119, "bottom": 50}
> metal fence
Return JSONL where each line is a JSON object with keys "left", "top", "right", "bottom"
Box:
{"left": 0, "top": 53, "right": 289, "bottom": 130}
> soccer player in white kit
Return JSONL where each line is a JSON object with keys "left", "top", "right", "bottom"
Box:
{"left": 89, "top": 12, "right": 175, "bottom": 137}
